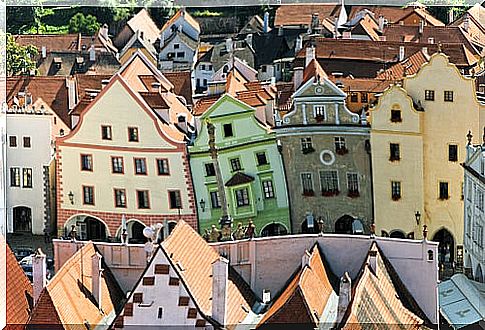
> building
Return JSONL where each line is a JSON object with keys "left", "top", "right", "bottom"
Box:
{"left": 113, "top": 8, "right": 160, "bottom": 50}
{"left": 4, "top": 105, "right": 54, "bottom": 236}
{"left": 369, "top": 52, "right": 485, "bottom": 274}
{"left": 450, "top": 3, "right": 485, "bottom": 54}
{"left": 189, "top": 93, "right": 290, "bottom": 236}
{"left": 463, "top": 141, "right": 485, "bottom": 283}
{"left": 55, "top": 65, "right": 197, "bottom": 241}
{"left": 276, "top": 57, "right": 373, "bottom": 234}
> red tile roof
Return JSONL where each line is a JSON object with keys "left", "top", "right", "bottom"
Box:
{"left": 193, "top": 95, "right": 222, "bottom": 116}
{"left": 126, "top": 8, "right": 160, "bottom": 44}
{"left": 164, "top": 71, "right": 194, "bottom": 106}
{"left": 274, "top": 3, "right": 340, "bottom": 27}
{"left": 376, "top": 49, "right": 429, "bottom": 80}
{"left": 349, "top": 5, "right": 443, "bottom": 26}
{"left": 14, "top": 34, "right": 81, "bottom": 52}
{"left": 6, "top": 243, "right": 33, "bottom": 328}
{"left": 161, "top": 9, "right": 200, "bottom": 34}
{"left": 303, "top": 59, "right": 328, "bottom": 84}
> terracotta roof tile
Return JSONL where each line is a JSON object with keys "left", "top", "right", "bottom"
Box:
{"left": 274, "top": 3, "right": 340, "bottom": 27}
{"left": 139, "top": 92, "right": 170, "bottom": 110}
{"left": 303, "top": 59, "right": 328, "bottom": 84}
{"left": 349, "top": 5, "right": 443, "bottom": 26}
{"left": 164, "top": 71, "right": 193, "bottom": 105}
{"left": 162, "top": 220, "right": 254, "bottom": 326}
{"left": 376, "top": 49, "right": 429, "bottom": 80}
{"left": 126, "top": 8, "right": 160, "bottom": 44}
{"left": 161, "top": 9, "right": 200, "bottom": 35}
{"left": 6, "top": 243, "right": 33, "bottom": 328}
{"left": 193, "top": 95, "right": 221, "bottom": 116}
{"left": 14, "top": 34, "right": 81, "bottom": 52}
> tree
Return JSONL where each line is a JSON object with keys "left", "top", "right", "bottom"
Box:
{"left": 69, "top": 13, "right": 101, "bottom": 35}
{"left": 6, "top": 34, "right": 38, "bottom": 76}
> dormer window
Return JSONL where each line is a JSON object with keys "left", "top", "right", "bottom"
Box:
{"left": 391, "top": 109, "right": 402, "bottom": 122}
{"left": 314, "top": 105, "right": 325, "bottom": 122}
{"left": 128, "top": 127, "right": 139, "bottom": 142}
{"left": 101, "top": 125, "right": 112, "bottom": 140}
{"left": 53, "top": 57, "right": 62, "bottom": 69}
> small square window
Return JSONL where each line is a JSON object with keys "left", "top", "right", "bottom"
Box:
{"left": 350, "top": 93, "right": 358, "bottom": 103}
{"left": 157, "top": 159, "right": 170, "bottom": 175}
{"left": 301, "top": 137, "right": 314, "bottom": 153}
{"left": 390, "top": 143, "right": 400, "bottom": 161}
{"left": 391, "top": 110, "right": 402, "bottom": 122}
{"left": 449, "top": 145, "right": 458, "bottom": 162}
{"left": 176, "top": 52, "right": 185, "bottom": 58}
{"left": 134, "top": 158, "right": 147, "bottom": 175}
{"left": 137, "top": 190, "right": 150, "bottom": 209}
{"left": 23, "top": 137, "right": 31, "bottom": 148}
{"left": 169, "top": 190, "right": 182, "bottom": 209}
{"left": 361, "top": 92, "right": 368, "bottom": 103}
{"left": 128, "top": 127, "right": 139, "bottom": 142}
{"left": 223, "top": 123, "right": 234, "bottom": 137}
{"left": 261, "top": 66, "right": 267, "bottom": 73}
{"left": 439, "top": 182, "right": 449, "bottom": 200}
{"left": 256, "top": 152, "right": 268, "bottom": 166}
{"left": 205, "top": 163, "right": 216, "bottom": 176}
{"left": 391, "top": 181, "right": 401, "bottom": 200}
{"left": 9, "top": 136, "right": 17, "bottom": 147}
{"left": 114, "top": 189, "right": 126, "bottom": 208}
{"left": 111, "top": 157, "right": 124, "bottom": 174}
{"left": 174, "top": 44, "right": 180, "bottom": 49}
{"left": 22, "top": 168, "right": 33, "bottom": 188}
{"left": 81, "top": 154, "right": 93, "bottom": 171}
{"left": 10, "top": 168, "right": 20, "bottom": 187}
{"left": 83, "top": 186, "right": 94, "bottom": 205}
{"left": 208, "top": 64, "right": 213, "bottom": 70}
{"left": 425, "top": 90, "right": 435, "bottom": 101}
{"left": 444, "top": 91, "right": 454, "bottom": 102}
{"left": 230, "top": 158, "right": 242, "bottom": 172}
{"left": 101, "top": 125, "right": 112, "bottom": 140}
{"left": 200, "top": 64, "right": 205, "bottom": 70}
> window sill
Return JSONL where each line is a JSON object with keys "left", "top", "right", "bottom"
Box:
{"left": 392, "top": 196, "right": 401, "bottom": 201}
{"left": 257, "top": 164, "right": 271, "bottom": 171}
{"left": 302, "top": 191, "right": 315, "bottom": 197}
{"left": 347, "top": 192, "right": 360, "bottom": 198}
{"left": 438, "top": 197, "right": 449, "bottom": 201}
{"left": 389, "top": 158, "right": 400, "bottom": 162}
{"left": 322, "top": 191, "right": 339, "bottom": 197}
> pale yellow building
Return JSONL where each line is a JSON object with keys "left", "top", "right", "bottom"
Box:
{"left": 370, "top": 52, "right": 485, "bottom": 268}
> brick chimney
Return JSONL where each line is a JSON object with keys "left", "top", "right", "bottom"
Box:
{"left": 293, "top": 66, "right": 304, "bottom": 91}
{"left": 212, "top": 257, "right": 229, "bottom": 326}
{"left": 336, "top": 272, "right": 351, "bottom": 323}
{"left": 399, "top": 46, "right": 405, "bottom": 61}
{"left": 92, "top": 252, "right": 103, "bottom": 309}
{"left": 33, "top": 249, "right": 47, "bottom": 304}
{"left": 151, "top": 82, "right": 161, "bottom": 93}
{"left": 89, "top": 45, "right": 96, "bottom": 62}
{"left": 369, "top": 249, "right": 377, "bottom": 274}
{"left": 305, "top": 46, "right": 315, "bottom": 68}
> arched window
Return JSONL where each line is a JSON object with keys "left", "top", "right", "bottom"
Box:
{"left": 427, "top": 250, "right": 434, "bottom": 261}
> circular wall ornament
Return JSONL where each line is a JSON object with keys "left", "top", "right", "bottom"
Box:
{"left": 352, "top": 115, "right": 359, "bottom": 123}
{"left": 315, "top": 86, "right": 324, "bottom": 94}
{"left": 320, "top": 150, "right": 335, "bottom": 166}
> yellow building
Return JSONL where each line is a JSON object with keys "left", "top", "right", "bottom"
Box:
{"left": 370, "top": 52, "right": 485, "bottom": 269}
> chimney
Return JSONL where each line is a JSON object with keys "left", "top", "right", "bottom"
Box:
{"left": 41, "top": 46, "right": 47, "bottom": 59}
{"left": 263, "top": 12, "right": 269, "bottom": 33}
{"left": 89, "top": 45, "right": 96, "bottom": 62}
{"left": 336, "top": 272, "right": 351, "bottom": 324}
{"left": 92, "top": 252, "right": 103, "bottom": 309}
{"left": 399, "top": 46, "right": 405, "bottom": 61}
{"left": 463, "top": 13, "right": 469, "bottom": 32}
{"left": 33, "top": 249, "right": 47, "bottom": 304}
{"left": 378, "top": 15, "right": 385, "bottom": 31}
{"left": 245, "top": 33, "right": 253, "bottom": 48}
{"left": 311, "top": 13, "right": 319, "bottom": 32}
{"left": 100, "top": 23, "right": 109, "bottom": 40}
{"left": 419, "top": 20, "right": 424, "bottom": 34}
{"left": 428, "top": 37, "right": 434, "bottom": 44}
{"left": 422, "top": 47, "right": 428, "bottom": 57}
{"left": 151, "top": 82, "right": 161, "bottom": 93}
{"left": 278, "top": 27, "right": 283, "bottom": 36}
{"left": 448, "top": 9, "right": 454, "bottom": 24}
{"left": 262, "top": 289, "right": 271, "bottom": 304}
{"left": 101, "top": 79, "right": 109, "bottom": 89}
{"left": 293, "top": 66, "right": 304, "bottom": 90}
{"left": 295, "top": 35, "right": 303, "bottom": 53}
{"left": 305, "top": 46, "right": 315, "bottom": 67}
{"left": 369, "top": 249, "right": 377, "bottom": 274}
{"left": 301, "top": 250, "right": 311, "bottom": 268}
{"left": 212, "top": 257, "right": 229, "bottom": 327}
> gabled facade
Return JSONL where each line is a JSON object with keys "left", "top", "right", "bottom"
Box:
{"left": 189, "top": 94, "right": 290, "bottom": 236}
{"left": 276, "top": 61, "right": 373, "bottom": 234}
{"left": 370, "top": 52, "right": 485, "bottom": 274}
{"left": 56, "top": 73, "right": 197, "bottom": 242}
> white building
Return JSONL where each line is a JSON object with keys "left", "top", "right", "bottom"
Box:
{"left": 463, "top": 138, "right": 485, "bottom": 283}
{"left": 4, "top": 105, "right": 54, "bottom": 235}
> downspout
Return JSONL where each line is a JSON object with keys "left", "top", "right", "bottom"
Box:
{"left": 276, "top": 134, "right": 294, "bottom": 234}
{"left": 365, "top": 135, "right": 375, "bottom": 234}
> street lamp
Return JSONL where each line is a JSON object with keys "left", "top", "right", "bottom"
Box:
{"left": 199, "top": 198, "right": 206, "bottom": 212}
{"left": 68, "top": 191, "right": 74, "bottom": 204}
{"left": 415, "top": 211, "right": 421, "bottom": 225}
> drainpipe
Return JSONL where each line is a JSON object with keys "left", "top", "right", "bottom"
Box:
{"left": 365, "top": 137, "right": 375, "bottom": 234}
{"left": 276, "top": 137, "right": 294, "bottom": 234}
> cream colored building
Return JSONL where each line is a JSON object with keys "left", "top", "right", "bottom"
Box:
{"left": 370, "top": 52, "right": 485, "bottom": 269}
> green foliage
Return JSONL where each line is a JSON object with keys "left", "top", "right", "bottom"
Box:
{"left": 192, "top": 10, "right": 222, "bottom": 17}
{"left": 69, "top": 12, "right": 101, "bottom": 35}
{"left": 6, "top": 33, "right": 38, "bottom": 76}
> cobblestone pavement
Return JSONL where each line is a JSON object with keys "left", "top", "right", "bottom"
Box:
{"left": 6, "top": 233, "right": 54, "bottom": 258}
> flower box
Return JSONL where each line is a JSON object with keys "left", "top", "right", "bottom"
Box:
{"left": 392, "top": 195, "right": 401, "bottom": 201}
{"left": 303, "top": 190, "right": 315, "bottom": 197}
{"left": 336, "top": 147, "right": 348, "bottom": 155}
{"left": 315, "top": 115, "right": 325, "bottom": 122}
{"left": 322, "top": 190, "right": 339, "bottom": 197}
{"left": 348, "top": 190, "right": 360, "bottom": 198}
{"left": 302, "top": 147, "right": 315, "bottom": 154}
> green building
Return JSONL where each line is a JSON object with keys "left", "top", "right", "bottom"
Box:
{"left": 189, "top": 94, "right": 290, "bottom": 236}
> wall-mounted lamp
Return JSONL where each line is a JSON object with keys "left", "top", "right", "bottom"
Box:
{"left": 277, "top": 139, "right": 283, "bottom": 153}
{"left": 68, "top": 191, "right": 74, "bottom": 204}
{"left": 415, "top": 211, "right": 421, "bottom": 225}
{"left": 199, "top": 198, "right": 206, "bottom": 212}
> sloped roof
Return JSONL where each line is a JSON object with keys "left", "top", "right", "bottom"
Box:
{"left": 28, "top": 243, "right": 125, "bottom": 328}
{"left": 274, "top": 3, "right": 340, "bottom": 26}
{"left": 225, "top": 172, "right": 255, "bottom": 187}
{"left": 14, "top": 34, "right": 80, "bottom": 52}
{"left": 340, "top": 243, "right": 424, "bottom": 329}
{"left": 303, "top": 59, "right": 328, "bottom": 85}
{"left": 193, "top": 95, "right": 222, "bottom": 116}
{"left": 161, "top": 9, "right": 200, "bottom": 35}
{"left": 257, "top": 245, "right": 337, "bottom": 327}
{"left": 7, "top": 76, "right": 70, "bottom": 126}
{"left": 376, "top": 49, "right": 429, "bottom": 80}
{"left": 126, "top": 8, "right": 160, "bottom": 44}
{"left": 161, "top": 220, "right": 255, "bottom": 326}
{"left": 119, "top": 30, "right": 158, "bottom": 61}
{"left": 349, "top": 5, "right": 443, "bottom": 26}
{"left": 6, "top": 243, "right": 33, "bottom": 328}
{"left": 164, "top": 71, "right": 193, "bottom": 106}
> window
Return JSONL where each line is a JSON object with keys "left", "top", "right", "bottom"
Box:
{"left": 467, "top": 179, "right": 473, "bottom": 201}
{"left": 111, "top": 157, "right": 124, "bottom": 174}
{"left": 128, "top": 127, "right": 139, "bottom": 142}
{"left": 10, "top": 168, "right": 20, "bottom": 187}
{"left": 176, "top": 52, "right": 185, "bottom": 58}
{"left": 157, "top": 159, "right": 170, "bottom": 175}
{"left": 389, "top": 143, "right": 400, "bottom": 161}
{"left": 334, "top": 137, "right": 347, "bottom": 154}
{"left": 235, "top": 188, "right": 250, "bottom": 207}
{"left": 9, "top": 136, "right": 17, "bottom": 147}
{"left": 439, "top": 182, "right": 449, "bottom": 200}
{"left": 449, "top": 145, "right": 458, "bottom": 162}
{"left": 22, "top": 168, "right": 32, "bottom": 188}
{"left": 262, "top": 180, "right": 275, "bottom": 199}
{"left": 230, "top": 158, "right": 242, "bottom": 172}
{"left": 208, "top": 65, "right": 212, "bottom": 70}
{"left": 391, "top": 181, "right": 401, "bottom": 200}
{"left": 134, "top": 158, "right": 147, "bottom": 175}
{"left": 425, "top": 90, "right": 435, "bottom": 101}
{"left": 157, "top": 307, "right": 163, "bottom": 319}
{"left": 223, "top": 123, "right": 234, "bottom": 137}
{"left": 476, "top": 189, "right": 484, "bottom": 211}
{"left": 174, "top": 44, "right": 180, "bottom": 49}
{"left": 81, "top": 154, "right": 93, "bottom": 171}
{"left": 23, "top": 137, "right": 31, "bottom": 148}
{"left": 205, "top": 163, "right": 215, "bottom": 176}
{"left": 83, "top": 186, "right": 94, "bottom": 205}
{"left": 361, "top": 92, "right": 368, "bottom": 103}
{"left": 169, "top": 190, "right": 182, "bottom": 209}
{"left": 301, "top": 173, "right": 314, "bottom": 195}
{"left": 203, "top": 79, "right": 207, "bottom": 87}
{"left": 347, "top": 173, "right": 359, "bottom": 196}
{"left": 256, "top": 152, "right": 268, "bottom": 166}
{"left": 101, "top": 125, "right": 112, "bottom": 140}
{"left": 137, "top": 190, "right": 150, "bottom": 209}
{"left": 200, "top": 64, "right": 205, "bottom": 70}
{"left": 350, "top": 93, "right": 358, "bottom": 103}
{"left": 391, "top": 110, "right": 402, "bottom": 122}
{"left": 320, "top": 170, "right": 339, "bottom": 195}
{"left": 301, "top": 137, "right": 314, "bottom": 153}
{"left": 210, "top": 191, "right": 221, "bottom": 208}
{"left": 481, "top": 159, "right": 485, "bottom": 175}
{"left": 109, "top": 188, "right": 126, "bottom": 208}
{"left": 261, "top": 65, "right": 267, "bottom": 73}
{"left": 444, "top": 91, "right": 454, "bottom": 102}
{"left": 314, "top": 105, "right": 325, "bottom": 119}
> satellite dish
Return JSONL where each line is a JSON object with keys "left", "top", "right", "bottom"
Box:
{"left": 143, "top": 227, "right": 154, "bottom": 239}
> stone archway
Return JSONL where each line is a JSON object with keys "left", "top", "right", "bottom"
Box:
{"left": 64, "top": 214, "right": 109, "bottom": 241}
{"left": 390, "top": 230, "right": 406, "bottom": 239}
{"left": 475, "top": 264, "right": 484, "bottom": 283}
{"left": 13, "top": 206, "right": 32, "bottom": 233}
{"left": 261, "top": 223, "right": 288, "bottom": 237}
{"left": 432, "top": 228, "right": 455, "bottom": 275}
{"left": 335, "top": 215, "right": 355, "bottom": 234}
